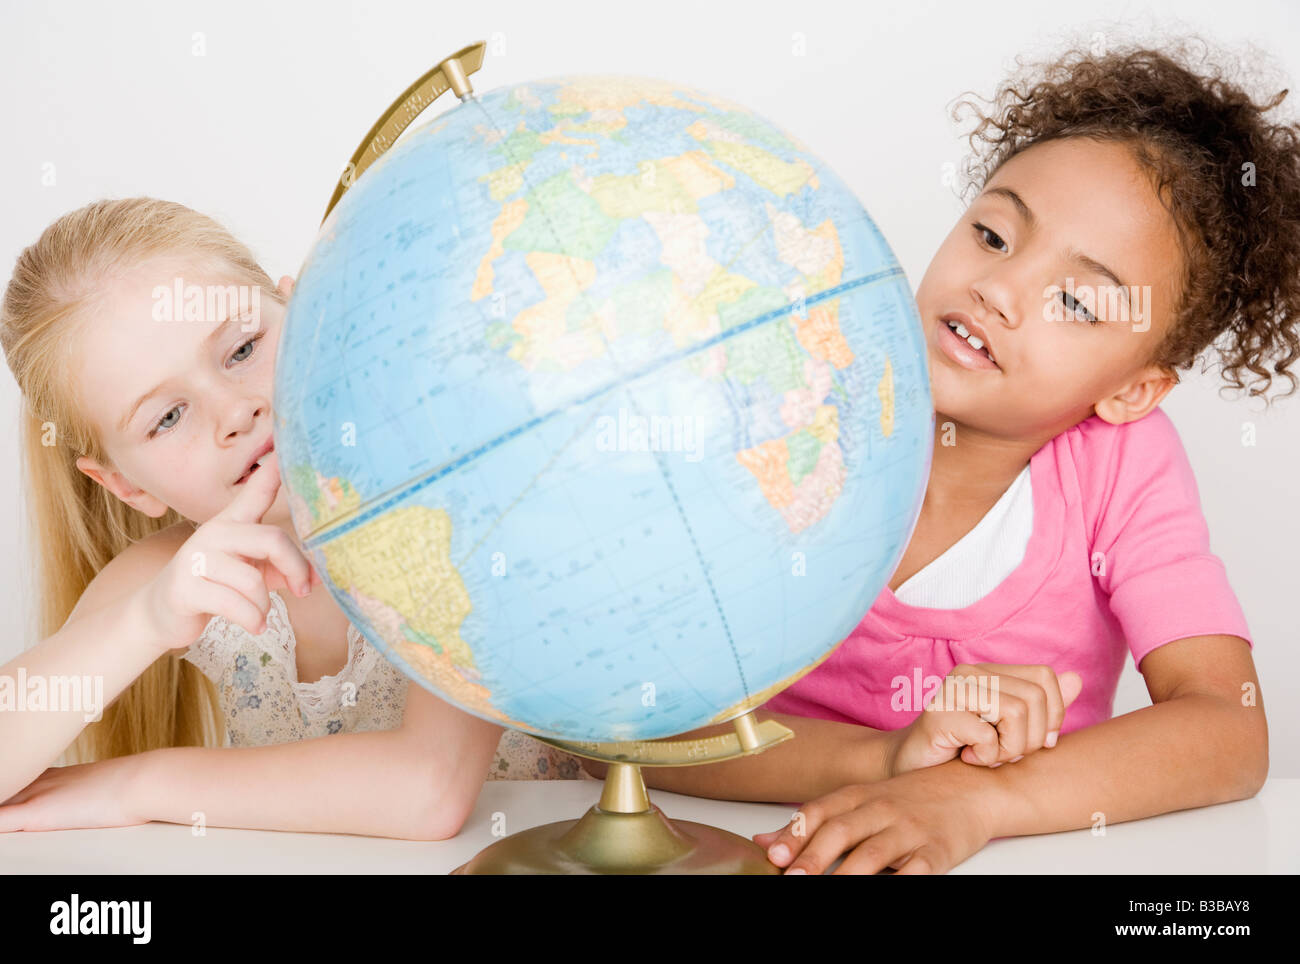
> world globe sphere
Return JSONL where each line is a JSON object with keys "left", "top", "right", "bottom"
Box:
{"left": 273, "top": 74, "right": 933, "bottom": 743}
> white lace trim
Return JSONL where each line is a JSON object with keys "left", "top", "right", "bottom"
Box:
{"left": 183, "top": 590, "right": 380, "bottom": 723}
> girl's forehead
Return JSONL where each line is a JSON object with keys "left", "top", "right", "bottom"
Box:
{"left": 87, "top": 259, "right": 250, "bottom": 330}
{"left": 987, "top": 139, "right": 1176, "bottom": 232}
{"left": 983, "top": 140, "right": 1184, "bottom": 277}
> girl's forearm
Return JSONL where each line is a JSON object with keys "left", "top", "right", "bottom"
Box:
{"left": 592, "top": 712, "right": 900, "bottom": 803}
{"left": 1, "top": 591, "right": 164, "bottom": 801}
{"left": 130, "top": 725, "right": 488, "bottom": 841}
{"left": 981, "top": 693, "right": 1268, "bottom": 838}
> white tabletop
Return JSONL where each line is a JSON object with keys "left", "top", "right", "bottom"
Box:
{"left": 3, "top": 778, "right": 1297, "bottom": 874}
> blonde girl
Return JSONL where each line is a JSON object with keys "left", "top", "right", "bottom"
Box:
{"left": 0, "top": 198, "right": 586, "bottom": 838}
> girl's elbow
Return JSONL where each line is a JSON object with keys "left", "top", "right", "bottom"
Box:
{"left": 1241, "top": 713, "right": 1269, "bottom": 797}
{"left": 412, "top": 757, "right": 485, "bottom": 841}
{"left": 1212, "top": 698, "right": 1268, "bottom": 799}
{"left": 414, "top": 784, "right": 477, "bottom": 841}
{"left": 394, "top": 718, "right": 498, "bottom": 840}
{"left": 1225, "top": 729, "right": 1269, "bottom": 800}
{"left": 1243, "top": 743, "right": 1269, "bottom": 798}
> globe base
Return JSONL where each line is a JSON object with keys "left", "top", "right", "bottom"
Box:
{"left": 450, "top": 804, "right": 780, "bottom": 875}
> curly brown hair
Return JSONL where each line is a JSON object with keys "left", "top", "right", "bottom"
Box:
{"left": 949, "top": 35, "right": 1300, "bottom": 405}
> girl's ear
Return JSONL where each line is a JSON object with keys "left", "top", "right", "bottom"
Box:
{"left": 277, "top": 275, "right": 295, "bottom": 299}
{"left": 75, "top": 456, "right": 170, "bottom": 518}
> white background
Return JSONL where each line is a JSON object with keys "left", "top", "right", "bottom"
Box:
{"left": 1, "top": 0, "right": 1296, "bottom": 776}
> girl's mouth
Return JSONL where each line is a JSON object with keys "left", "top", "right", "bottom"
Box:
{"left": 234, "top": 440, "right": 275, "bottom": 485}
{"left": 935, "top": 318, "right": 1000, "bottom": 371}
{"left": 235, "top": 457, "right": 267, "bottom": 485}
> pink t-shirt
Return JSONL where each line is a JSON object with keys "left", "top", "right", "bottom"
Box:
{"left": 764, "top": 407, "right": 1253, "bottom": 737}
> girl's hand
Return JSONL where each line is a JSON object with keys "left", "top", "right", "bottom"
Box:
{"left": 0, "top": 757, "right": 147, "bottom": 832}
{"left": 135, "top": 450, "right": 321, "bottom": 655}
{"left": 753, "top": 764, "right": 996, "bottom": 874}
{"left": 886, "top": 663, "right": 1082, "bottom": 776}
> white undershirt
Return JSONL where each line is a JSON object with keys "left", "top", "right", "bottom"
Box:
{"left": 892, "top": 462, "right": 1034, "bottom": 610}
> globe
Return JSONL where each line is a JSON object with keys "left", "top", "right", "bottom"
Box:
{"left": 274, "top": 74, "right": 933, "bottom": 744}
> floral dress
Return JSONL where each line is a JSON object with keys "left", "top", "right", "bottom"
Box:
{"left": 181, "top": 590, "right": 597, "bottom": 781}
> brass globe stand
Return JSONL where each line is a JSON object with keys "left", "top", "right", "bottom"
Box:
{"left": 451, "top": 711, "right": 792, "bottom": 874}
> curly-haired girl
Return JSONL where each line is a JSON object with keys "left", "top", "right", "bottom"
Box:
{"left": 622, "top": 35, "right": 1298, "bottom": 873}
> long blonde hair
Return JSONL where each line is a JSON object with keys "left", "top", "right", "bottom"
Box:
{"left": 0, "top": 197, "right": 287, "bottom": 763}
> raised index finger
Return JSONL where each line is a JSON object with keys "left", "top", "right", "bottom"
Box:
{"left": 216, "top": 448, "right": 282, "bottom": 525}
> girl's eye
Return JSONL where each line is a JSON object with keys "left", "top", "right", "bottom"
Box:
{"left": 150, "top": 406, "right": 183, "bottom": 437}
{"left": 148, "top": 334, "right": 264, "bottom": 439}
{"left": 973, "top": 222, "right": 1008, "bottom": 253}
{"left": 1062, "top": 291, "right": 1099, "bottom": 324}
{"left": 228, "top": 334, "right": 261, "bottom": 365}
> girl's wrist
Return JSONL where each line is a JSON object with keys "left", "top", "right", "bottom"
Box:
{"left": 120, "top": 584, "right": 180, "bottom": 660}
{"left": 125, "top": 747, "right": 200, "bottom": 828}
{"left": 853, "top": 724, "right": 905, "bottom": 783}
{"left": 881, "top": 725, "right": 906, "bottom": 780}
{"left": 120, "top": 748, "right": 165, "bottom": 825}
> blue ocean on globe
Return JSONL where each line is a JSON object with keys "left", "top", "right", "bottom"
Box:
{"left": 273, "top": 74, "right": 933, "bottom": 742}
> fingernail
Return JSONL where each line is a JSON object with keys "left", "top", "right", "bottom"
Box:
{"left": 769, "top": 844, "right": 790, "bottom": 864}
{"left": 785, "top": 867, "right": 807, "bottom": 875}
{"left": 1046, "top": 730, "right": 1059, "bottom": 747}
{"left": 1010, "top": 754, "right": 1024, "bottom": 763}
{"left": 990, "top": 761, "right": 1004, "bottom": 768}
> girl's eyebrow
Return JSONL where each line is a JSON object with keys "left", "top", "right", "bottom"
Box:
{"left": 984, "top": 185, "right": 1039, "bottom": 229}
{"left": 981, "top": 185, "right": 1131, "bottom": 301}
{"left": 117, "top": 312, "right": 244, "bottom": 432}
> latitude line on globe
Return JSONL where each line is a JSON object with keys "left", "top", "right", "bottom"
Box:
{"left": 300, "top": 266, "right": 903, "bottom": 547}
{"left": 453, "top": 406, "right": 604, "bottom": 571}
